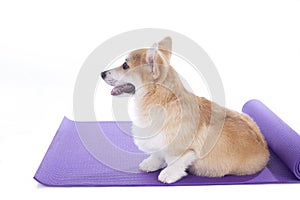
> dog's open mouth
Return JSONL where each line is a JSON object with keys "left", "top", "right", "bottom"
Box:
{"left": 111, "top": 83, "right": 135, "bottom": 96}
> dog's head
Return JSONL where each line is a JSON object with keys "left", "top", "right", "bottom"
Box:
{"left": 101, "top": 37, "right": 172, "bottom": 96}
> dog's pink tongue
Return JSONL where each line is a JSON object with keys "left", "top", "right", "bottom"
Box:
{"left": 111, "top": 86, "right": 123, "bottom": 96}
{"left": 111, "top": 84, "right": 135, "bottom": 96}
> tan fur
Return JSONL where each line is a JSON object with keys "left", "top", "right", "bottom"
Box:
{"left": 103, "top": 37, "right": 269, "bottom": 179}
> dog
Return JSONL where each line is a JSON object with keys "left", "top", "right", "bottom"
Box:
{"left": 101, "top": 37, "right": 269, "bottom": 184}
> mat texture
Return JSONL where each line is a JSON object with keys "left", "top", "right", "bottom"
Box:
{"left": 34, "top": 99, "right": 300, "bottom": 186}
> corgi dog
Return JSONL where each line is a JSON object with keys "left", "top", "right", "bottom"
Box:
{"left": 101, "top": 37, "right": 269, "bottom": 184}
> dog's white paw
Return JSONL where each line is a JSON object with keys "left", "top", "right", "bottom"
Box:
{"left": 158, "top": 166, "right": 187, "bottom": 184}
{"left": 139, "top": 156, "right": 164, "bottom": 172}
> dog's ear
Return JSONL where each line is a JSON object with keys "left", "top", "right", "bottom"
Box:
{"left": 146, "top": 43, "right": 160, "bottom": 79}
{"left": 158, "top": 36, "right": 172, "bottom": 62}
{"left": 146, "top": 37, "right": 172, "bottom": 79}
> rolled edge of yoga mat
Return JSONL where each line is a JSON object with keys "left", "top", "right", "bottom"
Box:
{"left": 242, "top": 99, "right": 300, "bottom": 179}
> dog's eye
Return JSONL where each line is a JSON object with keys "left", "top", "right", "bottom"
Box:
{"left": 122, "top": 62, "right": 130, "bottom": 70}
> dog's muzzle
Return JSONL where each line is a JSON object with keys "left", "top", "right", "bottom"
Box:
{"left": 101, "top": 71, "right": 135, "bottom": 96}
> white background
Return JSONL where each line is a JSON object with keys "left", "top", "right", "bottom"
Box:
{"left": 1, "top": 0, "right": 300, "bottom": 199}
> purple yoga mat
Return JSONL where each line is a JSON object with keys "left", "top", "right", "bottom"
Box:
{"left": 34, "top": 100, "right": 300, "bottom": 186}
{"left": 242, "top": 99, "right": 300, "bottom": 179}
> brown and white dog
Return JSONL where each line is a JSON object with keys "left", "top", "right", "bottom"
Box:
{"left": 101, "top": 37, "right": 269, "bottom": 184}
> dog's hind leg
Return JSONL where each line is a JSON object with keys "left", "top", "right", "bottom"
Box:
{"left": 158, "top": 150, "right": 196, "bottom": 184}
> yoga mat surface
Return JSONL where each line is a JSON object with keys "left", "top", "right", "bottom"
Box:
{"left": 34, "top": 100, "right": 300, "bottom": 186}
{"left": 242, "top": 99, "right": 300, "bottom": 179}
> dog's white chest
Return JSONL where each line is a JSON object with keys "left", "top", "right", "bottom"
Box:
{"left": 129, "top": 95, "right": 167, "bottom": 153}
{"left": 133, "top": 130, "right": 166, "bottom": 153}
{"left": 128, "top": 95, "right": 150, "bottom": 127}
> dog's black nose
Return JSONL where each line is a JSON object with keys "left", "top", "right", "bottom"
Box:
{"left": 101, "top": 71, "right": 106, "bottom": 79}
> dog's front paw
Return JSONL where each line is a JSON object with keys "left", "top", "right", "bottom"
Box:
{"left": 139, "top": 155, "right": 164, "bottom": 172}
{"left": 158, "top": 166, "right": 187, "bottom": 184}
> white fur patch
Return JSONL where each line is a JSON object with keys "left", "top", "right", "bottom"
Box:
{"left": 128, "top": 96, "right": 145, "bottom": 127}
{"left": 130, "top": 94, "right": 167, "bottom": 154}
{"left": 158, "top": 165, "right": 187, "bottom": 184}
{"left": 158, "top": 151, "right": 196, "bottom": 184}
{"left": 139, "top": 154, "right": 165, "bottom": 172}
{"left": 133, "top": 130, "right": 166, "bottom": 154}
